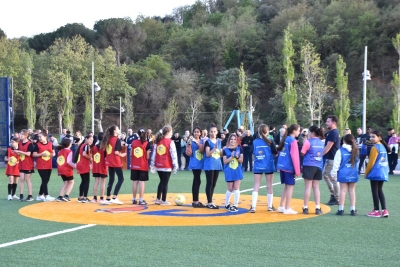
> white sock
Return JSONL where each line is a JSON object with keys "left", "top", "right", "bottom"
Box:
{"left": 139, "top": 198, "right": 143, "bottom": 201}
{"left": 316, "top": 205, "right": 320, "bottom": 209}
{"left": 233, "top": 190, "right": 240, "bottom": 206}
{"left": 339, "top": 205, "right": 344, "bottom": 211}
{"left": 252, "top": 192, "right": 258, "bottom": 208}
{"left": 350, "top": 206, "right": 355, "bottom": 211}
{"left": 303, "top": 206, "right": 308, "bottom": 209}
{"left": 225, "top": 190, "right": 232, "bottom": 206}
{"left": 267, "top": 194, "right": 273, "bottom": 208}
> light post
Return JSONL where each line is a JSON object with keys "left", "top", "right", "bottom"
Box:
{"left": 91, "top": 62, "right": 101, "bottom": 133}
{"left": 119, "top": 97, "right": 125, "bottom": 132}
{"left": 362, "top": 46, "right": 371, "bottom": 134}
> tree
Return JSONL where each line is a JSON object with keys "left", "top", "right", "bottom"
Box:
{"left": 164, "top": 98, "right": 179, "bottom": 129}
{"left": 392, "top": 33, "right": 400, "bottom": 132}
{"left": 301, "top": 40, "right": 327, "bottom": 127}
{"left": 237, "top": 63, "right": 250, "bottom": 128}
{"left": 282, "top": 27, "right": 297, "bottom": 125}
{"left": 0, "top": 28, "right": 6, "bottom": 39}
{"left": 185, "top": 95, "right": 202, "bottom": 132}
{"left": 94, "top": 18, "right": 146, "bottom": 66}
{"left": 333, "top": 55, "right": 350, "bottom": 134}
{"left": 22, "top": 52, "right": 36, "bottom": 129}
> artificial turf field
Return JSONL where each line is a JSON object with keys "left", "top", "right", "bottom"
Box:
{"left": 0, "top": 169, "right": 399, "bottom": 266}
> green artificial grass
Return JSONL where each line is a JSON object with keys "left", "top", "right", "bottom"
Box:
{"left": 0, "top": 169, "right": 399, "bottom": 266}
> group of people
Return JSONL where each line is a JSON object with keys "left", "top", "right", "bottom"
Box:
{"left": 4, "top": 115, "right": 393, "bottom": 218}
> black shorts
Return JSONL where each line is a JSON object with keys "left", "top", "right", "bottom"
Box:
{"left": 130, "top": 170, "right": 149, "bottom": 181}
{"left": 20, "top": 170, "right": 35, "bottom": 174}
{"left": 302, "top": 166, "right": 322, "bottom": 180}
{"left": 254, "top": 172, "right": 274, "bottom": 175}
{"left": 92, "top": 173, "right": 107, "bottom": 178}
{"left": 61, "top": 175, "right": 74, "bottom": 181}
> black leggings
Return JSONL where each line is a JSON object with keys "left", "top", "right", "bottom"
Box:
{"left": 191, "top": 170, "right": 202, "bottom": 202}
{"left": 38, "top": 169, "right": 52, "bottom": 196}
{"left": 107, "top": 167, "right": 124, "bottom": 197}
{"left": 157, "top": 171, "right": 171, "bottom": 201}
{"left": 205, "top": 170, "right": 219, "bottom": 203}
{"left": 79, "top": 173, "right": 90, "bottom": 197}
{"left": 370, "top": 180, "right": 386, "bottom": 210}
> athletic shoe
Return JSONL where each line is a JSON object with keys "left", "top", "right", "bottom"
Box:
{"left": 327, "top": 195, "right": 339, "bottom": 205}
{"left": 26, "top": 196, "right": 34, "bottom": 202}
{"left": 63, "top": 196, "right": 70, "bottom": 202}
{"left": 283, "top": 208, "right": 298, "bottom": 215}
{"left": 19, "top": 197, "right": 25, "bottom": 202}
{"left": 249, "top": 206, "right": 256, "bottom": 213}
{"left": 84, "top": 198, "right": 91, "bottom": 203}
{"left": 138, "top": 200, "right": 147, "bottom": 205}
{"left": 206, "top": 204, "right": 219, "bottom": 209}
{"left": 268, "top": 206, "right": 277, "bottom": 212}
{"left": 336, "top": 210, "right": 344, "bottom": 215}
{"left": 80, "top": 198, "right": 88, "bottom": 203}
{"left": 99, "top": 199, "right": 106, "bottom": 204}
{"left": 77, "top": 198, "right": 83, "bottom": 203}
{"left": 302, "top": 208, "right": 309, "bottom": 215}
{"left": 350, "top": 210, "right": 357, "bottom": 216}
{"left": 91, "top": 199, "right": 98, "bottom": 203}
{"left": 154, "top": 199, "right": 161, "bottom": 205}
{"left": 192, "top": 202, "right": 206, "bottom": 208}
{"left": 389, "top": 171, "right": 394, "bottom": 175}
{"left": 224, "top": 204, "right": 231, "bottom": 210}
{"left": 56, "top": 196, "right": 64, "bottom": 202}
{"left": 382, "top": 209, "right": 389, "bottom": 218}
{"left": 8, "top": 195, "right": 12, "bottom": 201}
{"left": 111, "top": 198, "right": 123, "bottom": 205}
{"left": 12, "top": 195, "right": 19, "bottom": 200}
{"left": 44, "top": 196, "right": 55, "bottom": 202}
{"left": 366, "top": 210, "right": 381, "bottom": 217}
{"left": 132, "top": 200, "right": 138, "bottom": 205}
{"left": 36, "top": 195, "right": 45, "bottom": 201}
{"left": 160, "top": 201, "right": 171, "bottom": 206}
{"left": 228, "top": 206, "right": 238, "bottom": 212}
{"left": 316, "top": 208, "right": 323, "bottom": 215}
{"left": 277, "top": 206, "right": 285, "bottom": 213}
{"left": 104, "top": 200, "right": 112, "bottom": 205}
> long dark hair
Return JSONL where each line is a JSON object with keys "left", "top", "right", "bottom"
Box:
{"left": 74, "top": 135, "right": 91, "bottom": 163}
{"left": 101, "top": 125, "right": 117, "bottom": 150}
{"left": 258, "top": 124, "right": 271, "bottom": 145}
{"left": 278, "top": 124, "right": 300, "bottom": 151}
{"left": 138, "top": 128, "right": 146, "bottom": 144}
{"left": 57, "top": 138, "right": 71, "bottom": 151}
{"left": 155, "top": 125, "right": 172, "bottom": 144}
{"left": 309, "top": 125, "right": 324, "bottom": 140}
{"left": 343, "top": 134, "right": 359, "bottom": 168}
{"left": 96, "top": 132, "right": 104, "bottom": 149}
{"left": 371, "top": 130, "right": 391, "bottom": 153}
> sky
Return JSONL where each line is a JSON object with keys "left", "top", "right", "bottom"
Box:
{"left": 0, "top": 0, "right": 198, "bottom": 38}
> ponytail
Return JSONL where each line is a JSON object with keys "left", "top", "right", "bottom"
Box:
{"left": 57, "top": 138, "right": 71, "bottom": 151}
{"left": 155, "top": 125, "right": 172, "bottom": 144}
{"left": 258, "top": 124, "right": 271, "bottom": 145}
{"left": 343, "top": 134, "right": 359, "bottom": 168}
{"left": 278, "top": 124, "right": 300, "bottom": 151}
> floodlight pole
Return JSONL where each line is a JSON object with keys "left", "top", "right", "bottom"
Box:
{"left": 362, "top": 47, "right": 367, "bottom": 134}
{"left": 91, "top": 62, "right": 95, "bottom": 133}
{"left": 120, "top": 97, "right": 122, "bottom": 132}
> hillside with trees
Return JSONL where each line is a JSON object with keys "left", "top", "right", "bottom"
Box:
{"left": 1, "top": 0, "right": 400, "bottom": 134}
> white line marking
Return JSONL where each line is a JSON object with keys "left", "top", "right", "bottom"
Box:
{"left": 0, "top": 224, "right": 96, "bottom": 249}
{"left": 240, "top": 178, "right": 304, "bottom": 193}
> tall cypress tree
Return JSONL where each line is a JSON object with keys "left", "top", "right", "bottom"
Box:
{"left": 282, "top": 27, "right": 297, "bottom": 125}
{"left": 333, "top": 55, "right": 349, "bottom": 134}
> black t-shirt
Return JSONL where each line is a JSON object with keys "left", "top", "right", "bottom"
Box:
{"left": 171, "top": 136, "right": 182, "bottom": 151}
{"left": 115, "top": 139, "right": 122, "bottom": 151}
{"left": 324, "top": 129, "right": 340, "bottom": 160}
{"left": 241, "top": 136, "right": 254, "bottom": 152}
{"left": 21, "top": 141, "right": 35, "bottom": 153}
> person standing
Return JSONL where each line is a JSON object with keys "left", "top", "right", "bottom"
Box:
{"left": 322, "top": 115, "right": 341, "bottom": 206}
{"left": 75, "top": 135, "right": 93, "bottom": 203}
{"left": 171, "top": 132, "right": 182, "bottom": 170}
{"left": 365, "top": 130, "right": 390, "bottom": 217}
{"left": 91, "top": 132, "right": 108, "bottom": 203}
{"left": 16, "top": 129, "right": 35, "bottom": 201}
{"left": 241, "top": 130, "right": 254, "bottom": 172}
{"left": 5, "top": 138, "right": 20, "bottom": 200}
{"left": 56, "top": 138, "right": 76, "bottom": 202}
{"left": 385, "top": 127, "right": 398, "bottom": 174}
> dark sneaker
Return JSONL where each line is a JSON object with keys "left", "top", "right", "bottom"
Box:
{"left": 315, "top": 208, "right": 323, "bottom": 215}
{"left": 19, "top": 197, "right": 25, "bottom": 202}
{"left": 77, "top": 198, "right": 83, "bottom": 203}
{"left": 350, "top": 210, "right": 357, "bottom": 216}
{"left": 336, "top": 210, "right": 344, "bottom": 215}
{"left": 81, "top": 198, "right": 88, "bottom": 203}
{"left": 249, "top": 206, "right": 256, "bottom": 213}
{"left": 327, "top": 196, "right": 339, "bottom": 206}
{"left": 26, "top": 196, "right": 34, "bottom": 202}
{"left": 302, "top": 208, "right": 309, "bottom": 215}
{"left": 56, "top": 196, "right": 64, "bottom": 202}
{"left": 268, "top": 206, "right": 277, "bottom": 212}
{"left": 192, "top": 202, "right": 206, "bottom": 208}
{"left": 63, "top": 196, "right": 70, "bottom": 202}
{"left": 207, "top": 204, "right": 219, "bottom": 209}
{"left": 138, "top": 200, "right": 147, "bottom": 205}
{"left": 228, "top": 206, "right": 238, "bottom": 212}
{"left": 224, "top": 204, "right": 231, "bottom": 210}
{"left": 132, "top": 200, "right": 138, "bottom": 205}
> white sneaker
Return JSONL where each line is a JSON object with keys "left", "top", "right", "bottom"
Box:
{"left": 36, "top": 195, "right": 45, "bottom": 201}
{"left": 283, "top": 208, "right": 298, "bottom": 215}
{"left": 8, "top": 195, "right": 12, "bottom": 201}
{"left": 44, "top": 196, "right": 55, "bottom": 202}
{"left": 160, "top": 201, "right": 171, "bottom": 206}
{"left": 12, "top": 195, "right": 19, "bottom": 200}
{"left": 111, "top": 198, "right": 123, "bottom": 205}
{"left": 277, "top": 206, "right": 285, "bottom": 213}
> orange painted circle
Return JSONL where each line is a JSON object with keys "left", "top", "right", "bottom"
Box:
{"left": 19, "top": 193, "right": 331, "bottom": 226}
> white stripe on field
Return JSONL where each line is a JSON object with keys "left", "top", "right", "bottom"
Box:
{"left": 0, "top": 224, "right": 96, "bottom": 249}
{"left": 239, "top": 178, "right": 304, "bottom": 193}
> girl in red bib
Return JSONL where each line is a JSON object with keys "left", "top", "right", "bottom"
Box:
{"left": 131, "top": 128, "right": 151, "bottom": 205}
{"left": 15, "top": 129, "right": 35, "bottom": 201}
{"left": 92, "top": 132, "right": 108, "bottom": 203}
{"left": 100, "top": 125, "right": 126, "bottom": 205}
{"left": 150, "top": 125, "right": 178, "bottom": 205}
{"left": 5, "top": 138, "right": 20, "bottom": 200}
{"left": 33, "top": 132, "right": 56, "bottom": 202}
{"left": 56, "top": 138, "right": 76, "bottom": 202}
{"left": 75, "top": 135, "right": 93, "bottom": 203}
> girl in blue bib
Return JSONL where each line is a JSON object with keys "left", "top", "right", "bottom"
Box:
{"left": 222, "top": 133, "right": 244, "bottom": 212}
{"left": 331, "top": 134, "right": 359, "bottom": 215}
